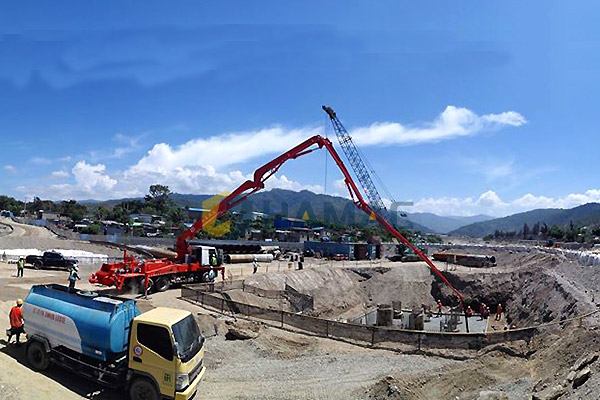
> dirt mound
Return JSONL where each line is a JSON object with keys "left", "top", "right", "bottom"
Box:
{"left": 433, "top": 263, "right": 595, "bottom": 328}
{"left": 242, "top": 264, "right": 438, "bottom": 319}
{"left": 528, "top": 326, "right": 600, "bottom": 399}
{"left": 243, "top": 267, "right": 367, "bottom": 318}
{"left": 355, "top": 263, "right": 434, "bottom": 311}
{"left": 363, "top": 352, "right": 530, "bottom": 400}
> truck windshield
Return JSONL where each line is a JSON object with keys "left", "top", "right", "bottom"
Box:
{"left": 172, "top": 314, "right": 204, "bottom": 362}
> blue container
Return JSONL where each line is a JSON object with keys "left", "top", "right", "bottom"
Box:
{"left": 23, "top": 284, "right": 140, "bottom": 362}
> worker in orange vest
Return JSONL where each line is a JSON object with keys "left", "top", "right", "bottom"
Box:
{"left": 495, "top": 303, "right": 503, "bottom": 321}
{"left": 8, "top": 299, "right": 25, "bottom": 345}
{"left": 465, "top": 306, "right": 474, "bottom": 318}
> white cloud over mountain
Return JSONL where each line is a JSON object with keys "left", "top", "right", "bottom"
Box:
{"left": 18, "top": 105, "right": 559, "bottom": 217}
{"left": 411, "top": 189, "right": 600, "bottom": 216}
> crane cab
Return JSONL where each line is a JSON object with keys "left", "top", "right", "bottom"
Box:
{"left": 188, "top": 246, "right": 221, "bottom": 267}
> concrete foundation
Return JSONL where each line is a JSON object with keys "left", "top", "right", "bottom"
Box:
{"left": 376, "top": 303, "right": 393, "bottom": 326}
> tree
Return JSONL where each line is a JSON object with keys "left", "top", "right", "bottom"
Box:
{"left": 540, "top": 223, "right": 549, "bottom": 238}
{"left": 145, "top": 184, "right": 172, "bottom": 215}
{"left": 167, "top": 207, "right": 186, "bottom": 225}
{"left": 0, "top": 195, "right": 24, "bottom": 214}
{"left": 59, "top": 200, "right": 87, "bottom": 222}
{"left": 95, "top": 206, "right": 109, "bottom": 221}
{"left": 522, "top": 223, "right": 530, "bottom": 239}
{"left": 532, "top": 222, "right": 540, "bottom": 237}
{"left": 549, "top": 225, "right": 564, "bottom": 240}
{"left": 107, "top": 200, "right": 143, "bottom": 224}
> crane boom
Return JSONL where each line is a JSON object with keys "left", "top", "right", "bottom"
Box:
{"left": 322, "top": 105, "right": 388, "bottom": 213}
{"left": 175, "top": 134, "right": 465, "bottom": 307}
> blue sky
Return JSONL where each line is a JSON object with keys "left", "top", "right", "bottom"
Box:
{"left": 1, "top": 1, "right": 599, "bottom": 216}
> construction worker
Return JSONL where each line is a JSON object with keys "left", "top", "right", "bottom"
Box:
{"left": 482, "top": 304, "right": 490, "bottom": 319}
{"left": 436, "top": 299, "right": 443, "bottom": 317}
{"left": 495, "top": 303, "right": 503, "bottom": 321}
{"left": 252, "top": 257, "right": 259, "bottom": 274}
{"left": 8, "top": 299, "right": 25, "bottom": 345}
{"left": 465, "top": 305, "right": 474, "bottom": 318}
{"left": 209, "top": 252, "right": 218, "bottom": 267}
{"left": 68, "top": 265, "right": 81, "bottom": 292}
{"left": 16, "top": 256, "right": 25, "bottom": 278}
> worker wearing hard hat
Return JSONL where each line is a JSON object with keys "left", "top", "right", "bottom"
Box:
{"left": 68, "top": 265, "right": 81, "bottom": 293}
{"left": 8, "top": 299, "right": 25, "bottom": 345}
{"left": 16, "top": 256, "right": 25, "bottom": 278}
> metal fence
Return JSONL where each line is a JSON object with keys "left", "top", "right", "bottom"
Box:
{"left": 1, "top": 254, "right": 122, "bottom": 266}
{"left": 180, "top": 284, "right": 537, "bottom": 351}
{"left": 189, "top": 279, "right": 314, "bottom": 312}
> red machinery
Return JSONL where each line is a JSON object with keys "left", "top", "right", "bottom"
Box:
{"left": 89, "top": 245, "right": 224, "bottom": 293}
{"left": 90, "top": 133, "right": 465, "bottom": 310}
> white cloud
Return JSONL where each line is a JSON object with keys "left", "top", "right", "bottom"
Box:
{"left": 131, "top": 126, "right": 316, "bottom": 173}
{"left": 30, "top": 156, "right": 72, "bottom": 165}
{"left": 410, "top": 189, "right": 600, "bottom": 217}
{"left": 350, "top": 106, "right": 526, "bottom": 146}
{"left": 264, "top": 174, "right": 324, "bottom": 193}
{"left": 72, "top": 161, "right": 117, "bottom": 192}
{"left": 20, "top": 105, "right": 526, "bottom": 201}
{"left": 49, "top": 162, "right": 118, "bottom": 198}
{"left": 3, "top": 165, "right": 16, "bottom": 173}
{"left": 101, "top": 133, "right": 145, "bottom": 160}
{"left": 50, "top": 170, "right": 69, "bottom": 178}
{"left": 131, "top": 106, "right": 524, "bottom": 176}
{"left": 31, "top": 157, "right": 52, "bottom": 165}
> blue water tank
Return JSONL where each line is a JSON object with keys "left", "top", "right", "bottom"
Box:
{"left": 23, "top": 284, "right": 140, "bottom": 362}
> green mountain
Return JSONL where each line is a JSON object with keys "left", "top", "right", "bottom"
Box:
{"left": 450, "top": 203, "right": 600, "bottom": 237}
{"left": 406, "top": 212, "right": 493, "bottom": 234}
{"left": 90, "top": 189, "right": 432, "bottom": 232}
{"left": 174, "top": 189, "right": 433, "bottom": 232}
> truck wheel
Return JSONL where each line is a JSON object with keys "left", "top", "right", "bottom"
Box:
{"left": 33, "top": 261, "right": 42, "bottom": 270}
{"left": 154, "top": 277, "right": 171, "bottom": 292}
{"left": 27, "top": 341, "right": 50, "bottom": 371}
{"left": 129, "top": 377, "right": 160, "bottom": 400}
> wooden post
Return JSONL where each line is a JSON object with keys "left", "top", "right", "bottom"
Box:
{"left": 371, "top": 327, "right": 376, "bottom": 346}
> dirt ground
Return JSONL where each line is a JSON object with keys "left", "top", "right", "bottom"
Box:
{"left": 2, "top": 218, "right": 600, "bottom": 399}
{"left": 0, "top": 261, "right": 459, "bottom": 400}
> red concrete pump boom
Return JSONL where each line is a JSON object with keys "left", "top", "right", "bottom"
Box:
{"left": 175, "top": 135, "right": 465, "bottom": 306}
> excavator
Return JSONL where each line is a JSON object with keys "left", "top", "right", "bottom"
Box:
{"left": 89, "top": 106, "right": 467, "bottom": 328}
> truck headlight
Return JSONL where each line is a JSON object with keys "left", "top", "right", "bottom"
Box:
{"left": 175, "top": 373, "right": 190, "bottom": 391}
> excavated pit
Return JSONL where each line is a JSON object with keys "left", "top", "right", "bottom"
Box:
{"left": 230, "top": 250, "right": 596, "bottom": 332}
{"left": 432, "top": 259, "right": 597, "bottom": 328}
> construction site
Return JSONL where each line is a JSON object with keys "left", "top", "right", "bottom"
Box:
{"left": 0, "top": 106, "right": 599, "bottom": 400}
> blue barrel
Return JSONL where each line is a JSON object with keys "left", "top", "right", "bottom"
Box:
{"left": 23, "top": 284, "right": 140, "bottom": 362}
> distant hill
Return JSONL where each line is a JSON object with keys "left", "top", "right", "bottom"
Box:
{"left": 175, "top": 189, "right": 433, "bottom": 232}
{"left": 406, "top": 212, "right": 493, "bottom": 234}
{"left": 88, "top": 189, "right": 433, "bottom": 232}
{"left": 450, "top": 203, "right": 600, "bottom": 237}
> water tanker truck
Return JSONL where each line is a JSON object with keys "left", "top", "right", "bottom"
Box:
{"left": 22, "top": 284, "right": 206, "bottom": 400}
